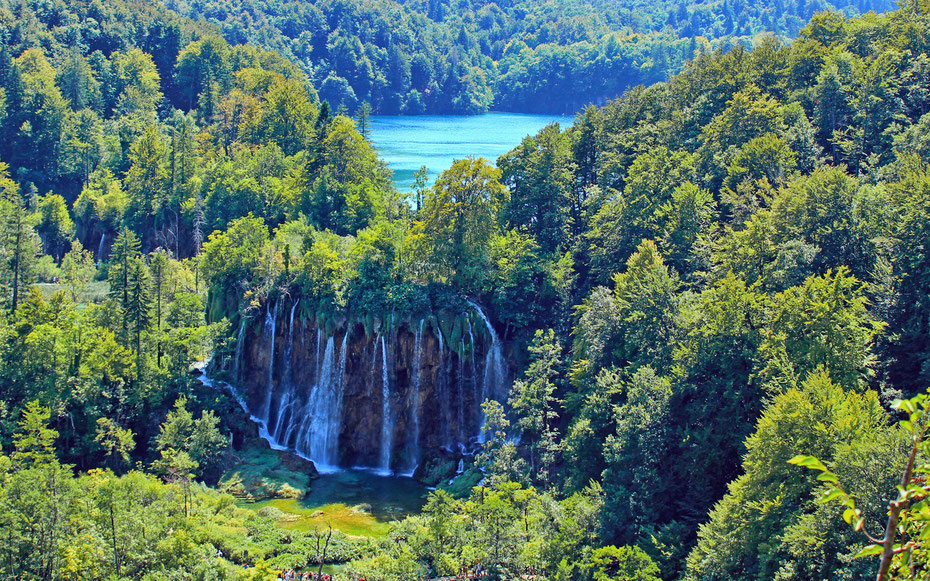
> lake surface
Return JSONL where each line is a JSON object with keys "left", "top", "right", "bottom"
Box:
{"left": 370, "top": 113, "right": 576, "bottom": 191}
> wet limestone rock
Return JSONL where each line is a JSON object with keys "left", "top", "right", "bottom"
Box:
{"left": 218, "top": 440, "right": 318, "bottom": 501}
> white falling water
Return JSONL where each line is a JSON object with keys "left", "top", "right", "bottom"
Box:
{"left": 328, "top": 332, "right": 349, "bottom": 464}
{"left": 234, "top": 318, "right": 247, "bottom": 383}
{"left": 315, "top": 328, "right": 323, "bottom": 385}
{"left": 458, "top": 337, "right": 466, "bottom": 445}
{"left": 370, "top": 335, "right": 379, "bottom": 395}
{"left": 467, "top": 318, "right": 478, "bottom": 435}
{"left": 262, "top": 301, "right": 279, "bottom": 422}
{"left": 379, "top": 335, "right": 393, "bottom": 473}
{"left": 97, "top": 232, "right": 106, "bottom": 263}
{"left": 272, "top": 300, "right": 299, "bottom": 441}
{"left": 294, "top": 335, "right": 338, "bottom": 470}
{"left": 437, "top": 325, "right": 452, "bottom": 447}
{"left": 407, "top": 319, "right": 424, "bottom": 472}
{"left": 468, "top": 301, "right": 507, "bottom": 436}
{"left": 219, "top": 301, "right": 506, "bottom": 473}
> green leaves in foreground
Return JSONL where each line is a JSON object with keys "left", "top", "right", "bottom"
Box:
{"left": 790, "top": 389, "right": 930, "bottom": 580}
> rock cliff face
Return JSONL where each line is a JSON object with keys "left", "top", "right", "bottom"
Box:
{"left": 227, "top": 300, "right": 509, "bottom": 474}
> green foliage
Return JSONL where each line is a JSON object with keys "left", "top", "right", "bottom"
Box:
{"left": 590, "top": 545, "right": 661, "bottom": 581}
{"left": 509, "top": 329, "right": 562, "bottom": 486}
{"left": 759, "top": 267, "right": 883, "bottom": 391}
{"left": 155, "top": 396, "right": 229, "bottom": 479}
{"left": 0, "top": 1, "right": 927, "bottom": 579}
{"left": 477, "top": 399, "right": 525, "bottom": 487}
{"left": 686, "top": 371, "right": 890, "bottom": 580}
{"left": 413, "top": 157, "right": 507, "bottom": 291}
{"left": 790, "top": 389, "right": 930, "bottom": 581}
{"left": 164, "top": 0, "right": 897, "bottom": 115}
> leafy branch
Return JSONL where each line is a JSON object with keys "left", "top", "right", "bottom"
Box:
{"left": 790, "top": 391, "right": 930, "bottom": 581}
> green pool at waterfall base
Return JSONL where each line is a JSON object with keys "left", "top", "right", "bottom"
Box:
{"left": 238, "top": 469, "right": 430, "bottom": 537}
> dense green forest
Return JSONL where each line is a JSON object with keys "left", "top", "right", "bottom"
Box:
{"left": 157, "top": 0, "right": 896, "bottom": 112}
{"left": 0, "top": 0, "right": 929, "bottom": 578}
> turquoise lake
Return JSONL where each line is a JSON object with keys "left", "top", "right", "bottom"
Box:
{"left": 370, "top": 113, "right": 576, "bottom": 191}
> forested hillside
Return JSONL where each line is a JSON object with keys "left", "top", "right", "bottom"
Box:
{"left": 0, "top": 0, "right": 928, "bottom": 578}
{"left": 164, "top": 0, "right": 897, "bottom": 113}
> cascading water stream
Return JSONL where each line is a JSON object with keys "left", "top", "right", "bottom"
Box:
{"left": 262, "top": 301, "right": 279, "bottom": 423}
{"left": 97, "top": 232, "right": 106, "bottom": 263}
{"left": 467, "top": 318, "right": 478, "bottom": 433}
{"left": 370, "top": 335, "right": 379, "bottom": 396}
{"left": 315, "top": 328, "right": 323, "bottom": 386}
{"left": 437, "top": 326, "right": 452, "bottom": 447}
{"left": 328, "top": 332, "right": 349, "bottom": 464}
{"left": 294, "top": 335, "right": 337, "bottom": 470}
{"left": 379, "top": 335, "right": 393, "bottom": 473}
{"left": 234, "top": 318, "right": 247, "bottom": 383}
{"left": 213, "top": 300, "right": 509, "bottom": 474}
{"left": 468, "top": 300, "right": 507, "bottom": 438}
{"left": 458, "top": 337, "right": 466, "bottom": 446}
{"left": 406, "top": 319, "right": 424, "bottom": 472}
{"left": 272, "top": 300, "right": 299, "bottom": 441}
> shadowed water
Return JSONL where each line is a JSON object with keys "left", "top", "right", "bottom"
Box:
{"left": 301, "top": 469, "right": 429, "bottom": 522}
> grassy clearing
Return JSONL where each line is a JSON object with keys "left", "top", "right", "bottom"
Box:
{"left": 36, "top": 281, "right": 110, "bottom": 304}
{"left": 239, "top": 498, "right": 391, "bottom": 537}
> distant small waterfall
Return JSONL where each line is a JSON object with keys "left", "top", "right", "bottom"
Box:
{"left": 407, "top": 319, "right": 424, "bottom": 472}
{"left": 262, "top": 302, "right": 279, "bottom": 422}
{"left": 369, "top": 335, "right": 379, "bottom": 396}
{"left": 271, "top": 300, "right": 299, "bottom": 442}
{"left": 379, "top": 335, "right": 393, "bottom": 473}
{"left": 234, "top": 318, "right": 247, "bottom": 382}
{"left": 329, "top": 333, "right": 348, "bottom": 462}
{"left": 458, "top": 337, "right": 466, "bottom": 446}
{"left": 97, "top": 233, "right": 106, "bottom": 263}
{"left": 467, "top": 317, "right": 478, "bottom": 412}
{"left": 315, "top": 328, "right": 323, "bottom": 386}
{"left": 437, "top": 327, "right": 452, "bottom": 447}
{"left": 468, "top": 300, "right": 507, "bottom": 433}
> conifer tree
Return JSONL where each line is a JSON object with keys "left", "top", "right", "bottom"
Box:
{"left": 108, "top": 227, "right": 142, "bottom": 345}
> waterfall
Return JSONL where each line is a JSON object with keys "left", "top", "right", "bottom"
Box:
{"left": 370, "top": 335, "right": 379, "bottom": 396}
{"left": 437, "top": 325, "right": 452, "bottom": 447}
{"left": 407, "top": 319, "right": 424, "bottom": 472}
{"left": 272, "top": 300, "right": 299, "bottom": 441}
{"left": 315, "top": 328, "right": 323, "bottom": 386}
{"left": 294, "top": 335, "right": 338, "bottom": 470}
{"left": 234, "top": 318, "right": 247, "bottom": 383}
{"left": 458, "top": 337, "right": 466, "bottom": 446}
{"left": 329, "top": 332, "right": 348, "bottom": 464}
{"left": 217, "top": 299, "right": 509, "bottom": 474}
{"left": 97, "top": 232, "right": 106, "bottom": 263}
{"left": 378, "top": 335, "right": 393, "bottom": 473}
{"left": 262, "top": 301, "right": 279, "bottom": 423}
{"left": 468, "top": 301, "right": 507, "bottom": 435}
{"left": 467, "top": 318, "right": 478, "bottom": 435}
